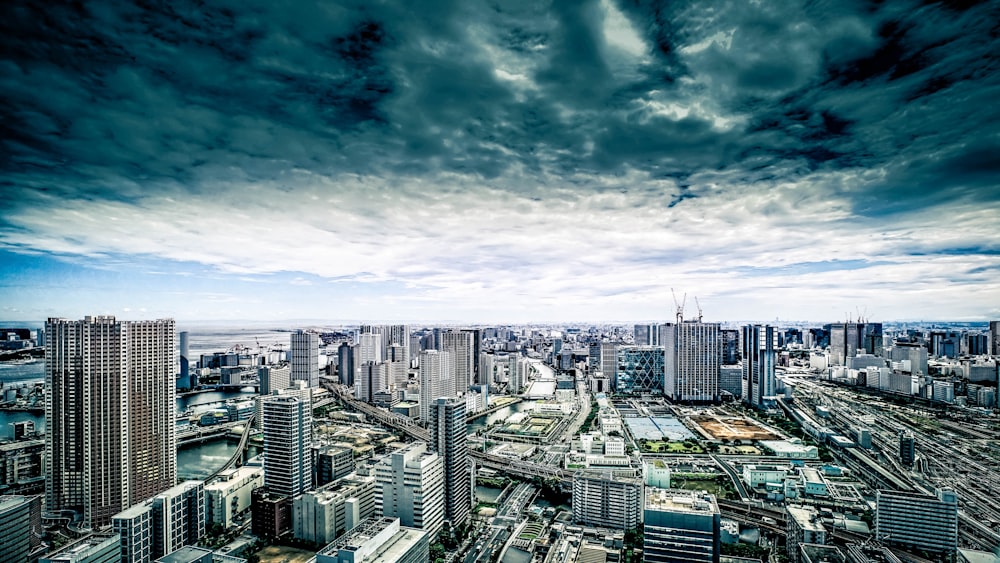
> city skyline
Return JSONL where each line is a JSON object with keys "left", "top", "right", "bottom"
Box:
{"left": 2, "top": 1, "right": 998, "bottom": 323}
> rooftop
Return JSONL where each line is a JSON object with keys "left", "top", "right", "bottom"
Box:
{"left": 645, "top": 488, "right": 719, "bottom": 514}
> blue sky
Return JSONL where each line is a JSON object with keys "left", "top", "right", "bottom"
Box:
{"left": 1, "top": 0, "right": 998, "bottom": 323}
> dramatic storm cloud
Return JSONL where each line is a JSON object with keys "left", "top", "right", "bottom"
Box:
{"left": 1, "top": 0, "right": 998, "bottom": 322}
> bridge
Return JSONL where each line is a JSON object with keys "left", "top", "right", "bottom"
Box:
{"left": 176, "top": 420, "right": 246, "bottom": 447}
{"left": 203, "top": 415, "right": 256, "bottom": 483}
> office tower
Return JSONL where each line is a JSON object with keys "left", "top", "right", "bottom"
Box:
{"left": 876, "top": 489, "right": 958, "bottom": 555}
{"left": 429, "top": 397, "right": 470, "bottom": 528}
{"left": 742, "top": 325, "right": 776, "bottom": 409}
{"left": 588, "top": 342, "right": 618, "bottom": 381}
{"left": 721, "top": 329, "right": 740, "bottom": 365}
{"left": 719, "top": 366, "right": 743, "bottom": 399}
{"left": 45, "top": 316, "right": 176, "bottom": 529}
{"left": 316, "top": 516, "right": 429, "bottom": 563}
{"left": 899, "top": 433, "right": 915, "bottom": 466}
{"left": 258, "top": 364, "right": 291, "bottom": 395}
{"left": 829, "top": 323, "right": 866, "bottom": 366}
{"left": 786, "top": 505, "right": 828, "bottom": 563}
{"left": 40, "top": 533, "right": 121, "bottom": 563}
{"left": 291, "top": 330, "right": 320, "bottom": 388}
{"left": 863, "top": 323, "right": 883, "bottom": 356}
{"left": 418, "top": 350, "right": 453, "bottom": 422}
{"left": 571, "top": 471, "right": 642, "bottom": 530}
{"left": 991, "top": 321, "right": 1000, "bottom": 356}
{"left": 357, "top": 333, "right": 384, "bottom": 366}
{"left": 204, "top": 466, "right": 263, "bottom": 529}
{"left": 643, "top": 488, "right": 720, "bottom": 563}
{"left": 374, "top": 443, "right": 444, "bottom": 536}
{"left": 0, "top": 495, "right": 40, "bottom": 563}
{"left": 151, "top": 481, "right": 205, "bottom": 559}
{"left": 315, "top": 446, "right": 356, "bottom": 487}
{"left": 479, "top": 353, "right": 495, "bottom": 385}
{"left": 615, "top": 346, "right": 666, "bottom": 394}
{"left": 439, "top": 331, "right": 474, "bottom": 394}
{"left": 293, "top": 474, "right": 376, "bottom": 545}
{"left": 356, "top": 362, "right": 388, "bottom": 403}
{"left": 178, "top": 331, "right": 189, "bottom": 383}
{"left": 889, "top": 342, "right": 928, "bottom": 375}
{"left": 634, "top": 324, "right": 660, "bottom": 346}
{"left": 360, "top": 325, "right": 410, "bottom": 368}
{"left": 963, "top": 332, "right": 989, "bottom": 356}
{"left": 663, "top": 321, "right": 721, "bottom": 402}
{"left": 338, "top": 342, "right": 359, "bottom": 387}
{"left": 262, "top": 391, "right": 313, "bottom": 497}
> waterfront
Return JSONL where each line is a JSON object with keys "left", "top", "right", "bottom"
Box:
{"left": 467, "top": 400, "right": 536, "bottom": 434}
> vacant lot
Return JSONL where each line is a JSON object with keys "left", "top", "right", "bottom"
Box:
{"left": 255, "top": 545, "right": 316, "bottom": 563}
{"left": 689, "top": 416, "right": 779, "bottom": 441}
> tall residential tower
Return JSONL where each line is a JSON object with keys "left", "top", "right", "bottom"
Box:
{"left": 45, "top": 316, "right": 176, "bottom": 529}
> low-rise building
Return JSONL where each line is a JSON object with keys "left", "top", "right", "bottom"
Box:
{"left": 786, "top": 506, "right": 827, "bottom": 563}
{"left": 293, "top": 474, "right": 376, "bottom": 545}
{"left": 204, "top": 466, "right": 263, "bottom": 529}
{"left": 316, "top": 517, "right": 429, "bottom": 563}
{"left": 741, "top": 464, "right": 789, "bottom": 490}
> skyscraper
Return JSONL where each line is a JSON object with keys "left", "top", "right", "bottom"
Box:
{"left": 262, "top": 390, "right": 313, "bottom": 497}
{"left": 290, "top": 330, "right": 320, "bottom": 388}
{"left": 742, "top": 325, "right": 776, "bottom": 409}
{"left": 429, "top": 397, "right": 470, "bottom": 528}
{"left": 374, "top": 443, "right": 444, "bottom": 536}
{"left": 991, "top": 321, "right": 1000, "bottom": 356}
{"left": 419, "top": 350, "right": 453, "bottom": 422}
{"left": 45, "top": 316, "right": 176, "bottom": 529}
{"left": 721, "top": 329, "right": 740, "bottom": 365}
{"left": 663, "top": 321, "right": 720, "bottom": 403}
{"left": 439, "top": 331, "right": 474, "bottom": 394}
{"left": 360, "top": 325, "right": 410, "bottom": 368}
{"left": 829, "top": 323, "right": 865, "bottom": 366}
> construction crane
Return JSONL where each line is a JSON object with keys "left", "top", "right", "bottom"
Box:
{"left": 671, "top": 288, "right": 686, "bottom": 323}
{"left": 694, "top": 296, "right": 703, "bottom": 322}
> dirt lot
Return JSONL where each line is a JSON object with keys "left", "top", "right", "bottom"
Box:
{"left": 255, "top": 545, "right": 317, "bottom": 563}
{"left": 689, "top": 416, "right": 779, "bottom": 441}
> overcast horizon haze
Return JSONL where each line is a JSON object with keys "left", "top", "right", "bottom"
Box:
{"left": 2, "top": 0, "right": 999, "bottom": 324}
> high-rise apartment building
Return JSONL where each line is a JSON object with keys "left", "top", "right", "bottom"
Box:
{"left": 418, "top": 350, "right": 453, "bottom": 422}
{"left": 643, "top": 488, "right": 720, "bottom": 563}
{"left": 571, "top": 471, "right": 643, "bottom": 530}
{"left": 291, "top": 330, "right": 320, "bottom": 388}
{"left": 151, "top": 481, "right": 205, "bottom": 559}
{"left": 112, "top": 480, "right": 204, "bottom": 563}
{"left": 663, "top": 321, "right": 720, "bottom": 402}
{"left": 429, "top": 397, "right": 470, "bottom": 528}
{"left": 742, "top": 325, "right": 776, "bottom": 409}
{"left": 45, "top": 316, "right": 176, "bottom": 529}
{"left": 876, "top": 489, "right": 958, "bottom": 555}
{"left": 360, "top": 325, "right": 410, "bottom": 368}
{"left": 262, "top": 391, "right": 313, "bottom": 497}
{"left": 374, "top": 443, "right": 444, "bottom": 537}
{"left": 356, "top": 362, "right": 389, "bottom": 403}
{"left": 439, "top": 331, "right": 474, "bottom": 395}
